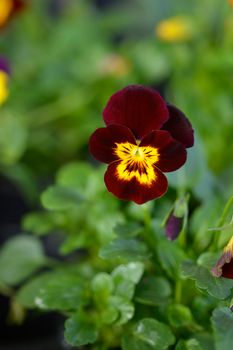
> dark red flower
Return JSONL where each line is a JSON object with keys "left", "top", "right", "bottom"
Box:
{"left": 212, "top": 237, "right": 233, "bottom": 279}
{"left": 89, "top": 85, "right": 194, "bottom": 204}
{"left": 0, "top": 0, "right": 25, "bottom": 29}
{"left": 0, "top": 56, "right": 10, "bottom": 75}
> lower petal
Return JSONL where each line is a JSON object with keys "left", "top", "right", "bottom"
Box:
{"left": 104, "top": 161, "right": 168, "bottom": 205}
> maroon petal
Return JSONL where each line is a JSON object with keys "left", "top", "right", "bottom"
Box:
{"left": 89, "top": 124, "right": 136, "bottom": 164}
{"left": 140, "top": 130, "right": 187, "bottom": 172}
{"left": 0, "top": 57, "right": 10, "bottom": 75}
{"left": 103, "top": 85, "right": 169, "bottom": 140}
{"left": 12, "top": 0, "right": 26, "bottom": 13}
{"left": 104, "top": 161, "right": 168, "bottom": 205}
{"left": 162, "top": 104, "right": 194, "bottom": 148}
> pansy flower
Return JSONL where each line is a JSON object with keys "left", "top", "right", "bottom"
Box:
{"left": 0, "top": 56, "right": 10, "bottom": 105}
{"left": 0, "top": 0, "right": 25, "bottom": 28}
{"left": 212, "top": 237, "right": 233, "bottom": 279}
{"left": 89, "top": 85, "right": 194, "bottom": 204}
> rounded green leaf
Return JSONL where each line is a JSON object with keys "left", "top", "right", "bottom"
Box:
{"left": 168, "top": 304, "right": 195, "bottom": 329}
{"left": 182, "top": 260, "right": 233, "bottom": 300}
{"left": 114, "top": 222, "right": 143, "bottom": 237}
{"left": 65, "top": 314, "right": 98, "bottom": 347}
{"left": 17, "top": 272, "right": 88, "bottom": 311}
{"left": 122, "top": 318, "right": 175, "bottom": 350}
{"left": 91, "top": 273, "right": 114, "bottom": 302}
{"left": 135, "top": 276, "right": 171, "bottom": 306}
{"left": 99, "top": 238, "right": 150, "bottom": 261}
{"left": 41, "top": 185, "right": 83, "bottom": 210}
{"left": 212, "top": 307, "right": 233, "bottom": 350}
{"left": 0, "top": 235, "right": 46, "bottom": 286}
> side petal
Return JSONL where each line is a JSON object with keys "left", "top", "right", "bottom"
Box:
{"left": 140, "top": 130, "right": 187, "bottom": 172}
{"left": 103, "top": 85, "right": 169, "bottom": 139}
{"left": 89, "top": 124, "right": 136, "bottom": 164}
{"left": 162, "top": 104, "right": 194, "bottom": 148}
{"left": 104, "top": 161, "right": 168, "bottom": 205}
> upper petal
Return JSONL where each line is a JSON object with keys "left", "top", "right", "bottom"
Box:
{"left": 140, "top": 130, "right": 187, "bottom": 172}
{"left": 162, "top": 104, "right": 194, "bottom": 148}
{"left": 104, "top": 160, "right": 168, "bottom": 205}
{"left": 89, "top": 124, "right": 136, "bottom": 164}
{"left": 103, "top": 85, "right": 169, "bottom": 139}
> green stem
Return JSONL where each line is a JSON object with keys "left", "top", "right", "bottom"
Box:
{"left": 211, "top": 195, "right": 233, "bottom": 250}
{"left": 142, "top": 206, "right": 156, "bottom": 252}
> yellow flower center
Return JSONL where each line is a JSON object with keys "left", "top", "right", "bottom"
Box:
{"left": 0, "top": 70, "right": 9, "bottom": 105}
{"left": 114, "top": 142, "right": 159, "bottom": 185}
{"left": 0, "top": 0, "right": 13, "bottom": 26}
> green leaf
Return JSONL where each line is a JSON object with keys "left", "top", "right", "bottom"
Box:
{"left": 114, "top": 222, "right": 143, "bottom": 237}
{"left": 182, "top": 260, "right": 233, "bottom": 299}
{"left": 212, "top": 307, "right": 233, "bottom": 350}
{"left": 135, "top": 276, "right": 171, "bottom": 306}
{"left": 22, "top": 211, "right": 57, "bottom": 235}
{"left": 167, "top": 304, "right": 196, "bottom": 329}
{"left": 91, "top": 273, "right": 114, "bottom": 303}
{"left": 99, "top": 238, "right": 150, "bottom": 261}
{"left": 64, "top": 314, "right": 98, "bottom": 347}
{"left": 0, "top": 235, "right": 46, "bottom": 286}
{"left": 17, "top": 272, "right": 88, "bottom": 311}
{"left": 56, "top": 162, "right": 102, "bottom": 197}
{"left": 101, "top": 305, "right": 119, "bottom": 325}
{"left": 176, "top": 339, "right": 202, "bottom": 350}
{"left": 41, "top": 185, "right": 83, "bottom": 210}
{"left": 112, "top": 262, "right": 144, "bottom": 300}
{"left": 109, "top": 296, "right": 134, "bottom": 325}
{"left": 0, "top": 113, "right": 27, "bottom": 165}
{"left": 122, "top": 318, "right": 175, "bottom": 350}
{"left": 156, "top": 239, "right": 187, "bottom": 279}
{"left": 16, "top": 273, "right": 52, "bottom": 308}
{"left": 197, "top": 252, "right": 221, "bottom": 270}
{"left": 112, "top": 262, "right": 144, "bottom": 284}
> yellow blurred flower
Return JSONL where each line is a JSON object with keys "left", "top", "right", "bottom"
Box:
{"left": 229, "top": 0, "right": 233, "bottom": 7}
{"left": 155, "top": 16, "right": 193, "bottom": 42}
{"left": 0, "top": 70, "right": 9, "bottom": 105}
{"left": 0, "top": 0, "right": 13, "bottom": 27}
{"left": 99, "top": 54, "right": 131, "bottom": 78}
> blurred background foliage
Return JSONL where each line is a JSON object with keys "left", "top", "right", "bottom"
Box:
{"left": 0, "top": 0, "right": 233, "bottom": 349}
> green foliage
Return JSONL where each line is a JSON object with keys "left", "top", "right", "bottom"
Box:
{"left": 17, "top": 270, "right": 88, "bottom": 311}
{"left": 156, "top": 239, "right": 187, "bottom": 279}
{"left": 135, "top": 276, "right": 172, "bottom": 306}
{"left": 0, "top": 235, "right": 46, "bottom": 286}
{"left": 99, "top": 238, "right": 150, "bottom": 261}
{"left": 182, "top": 260, "right": 233, "bottom": 299}
{"left": 212, "top": 307, "right": 233, "bottom": 350}
{"left": 41, "top": 185, "right": 84, "bottom": 210}
{"left": 64, "top": 314, "right": 99, "bottom": 347}
{"left": 122, "top": 318, "right": 175, "bottom": 350}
